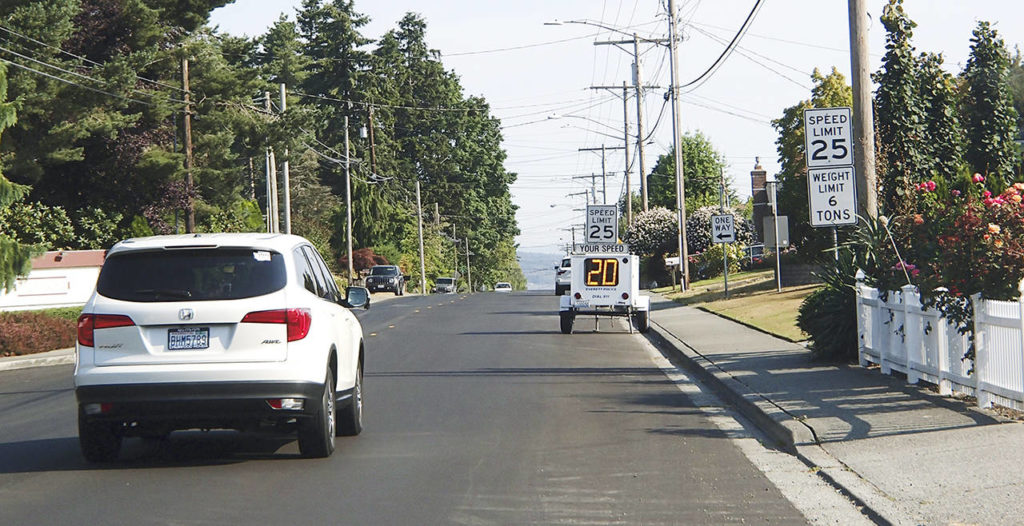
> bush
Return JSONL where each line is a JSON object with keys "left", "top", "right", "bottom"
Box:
{"left": 797, "top": 250, "right": 859, "bottom": 361}
{"left": 0, "top": 311, "right": 76, "bottom": 356}
{"left": 688, "top": 243, "right": 744, "bottom": 281}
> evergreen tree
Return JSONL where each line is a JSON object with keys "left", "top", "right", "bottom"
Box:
{"left": 963, "top": 21, "right": 1019, "bottom": 189}
{"left": 0, "top": 63, "right": 38, "bottom": 292}
{"left": 874, "top": 0, "right": 928, "bottom": 216}
{"left": 917, "top": 52, "right": 964, "bottom": 182}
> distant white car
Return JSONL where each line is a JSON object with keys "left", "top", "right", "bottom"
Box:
{"left": 554, "top": 257, "right": 571, "bottom": 295}
{"left": 73, "top": 233, "right": 368, "bottom": 462}
{"left": 494, "top": 282, "right": 512, "bottom": 293}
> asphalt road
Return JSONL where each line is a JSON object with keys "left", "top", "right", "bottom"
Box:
{"left": 0, "top": 291, "right": 808, "bottom": 525}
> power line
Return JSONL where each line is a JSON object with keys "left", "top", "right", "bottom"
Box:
{"left": 292, "top": 90, "right": 476, "bottom": 113}
{"left": 0, "top": 57, "right": 156, "bottom": 107}
{"left": 690, "top": 26, "right": 811, "bottom": 90}
{"left": 0, "top": 24, "right": 185, "bottom": 93}
{"left": 680, "top": 0, "right": 764, "bottom": 92}
{"left": 0, "top": 44, "right": 187, "bottom": 105}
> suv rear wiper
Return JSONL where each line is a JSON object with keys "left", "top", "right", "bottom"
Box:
{"left": 134, "top": 288, "right": 193, "bottom": 299}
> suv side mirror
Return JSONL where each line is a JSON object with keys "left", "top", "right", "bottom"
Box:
{"left": 553, "top": 265, "right": 560, "bottom": 270}
{"left": 345, "top": 286, "right": 370, "bottom": 310}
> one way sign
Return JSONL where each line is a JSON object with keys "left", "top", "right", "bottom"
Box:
{"left": 711, "top": 214, "right": 735, "bottom": 244}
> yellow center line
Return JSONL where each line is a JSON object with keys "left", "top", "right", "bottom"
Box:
{"left": 388, "top": 325, "right": 395, "bottom": 329}
{"left": 369, "top": 333, "right": 377, "bottom": 337}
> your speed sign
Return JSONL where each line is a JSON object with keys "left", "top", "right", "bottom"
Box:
{"left": 804, "top": 107, "right": 853, "bottom": 168}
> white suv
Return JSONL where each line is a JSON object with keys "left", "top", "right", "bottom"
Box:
{"left": 74, "top": 233, "right": 368, "bottom": 461}
{"left": 554, "top": 257, "right": 571, "bottom": 295}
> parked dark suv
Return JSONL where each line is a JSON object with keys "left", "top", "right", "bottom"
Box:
{"left": 365, "top": 265, "right": 405, "bottom": 295}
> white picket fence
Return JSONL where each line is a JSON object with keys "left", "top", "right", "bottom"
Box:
{"left": 856, "top": 279, "right": 1024, "bottom": 410}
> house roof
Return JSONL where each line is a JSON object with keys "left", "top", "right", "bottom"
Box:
{"left": 31, "top": 250, "right": 106, "bottom": 269}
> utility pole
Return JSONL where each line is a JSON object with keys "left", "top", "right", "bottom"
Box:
{"left": 344, "top": 116, "right": 354, "bottom": 283}
{"left": 622, "top": 81, "right": 632, "bottom": 222}
{"left": 280, "top": 83, "right": 291, "bottom": 235}
{"left": 849, "top": 0, "right": 877, "bottom": 220}
{"left": 182, "top": 57, "right": 195, "bottom": 233}
{"left": 465, "top": 238, "right": 472, "bottom": 294}
{"left": 416, "top": 181, "right": 426, "bottom": 295}
{"left": 633, "top": 35, "right": 649, "bottom": 211}
{"left": 578, "top": 145, "right": 624, "bottom": 206}
{"left": 368, "top": 105, "right": 378, "bottom": 176}
{"left": 264, "top": 91, "right": 278, "bottom": 233}
{"left": 594, "top": 35, "right": 666, "bottom": 214}
{"left": 667, "top": 0, "right": 689, "bottom": 290}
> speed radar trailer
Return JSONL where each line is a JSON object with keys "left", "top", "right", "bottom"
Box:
{"left": 558, "top": 253, "right": 650, "bottom": 334}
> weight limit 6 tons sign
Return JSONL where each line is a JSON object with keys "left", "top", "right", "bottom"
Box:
{"left": 804, "top": 107, "right": 857, "bottom": 227}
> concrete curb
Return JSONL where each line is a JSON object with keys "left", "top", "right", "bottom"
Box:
{"left": 0, "top": 347, "right": 75, "bottom": 372}
{"left": 645, "top": 321, "right": 815, "bottom": 452}
{"left": 644, "top": 315, "right": 900, "bottom": 525}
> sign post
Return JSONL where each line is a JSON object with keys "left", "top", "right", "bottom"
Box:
{"left": 711, "top": 213, "right": 735, "bottom": 297}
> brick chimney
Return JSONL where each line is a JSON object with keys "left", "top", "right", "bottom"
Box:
{"left": 750, "top": 158, "right": 768, "bottom": 243}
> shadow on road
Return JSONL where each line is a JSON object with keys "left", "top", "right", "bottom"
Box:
{"left": 0, "top": 431, "right": 317, "bottom": 473}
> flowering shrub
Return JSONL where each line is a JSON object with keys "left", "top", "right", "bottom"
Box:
{"left": 863, "top": 174, "right": 1024, "bottom": 360}
{"left": 0, "top": 311, "right": 76, "bottom": 356}
{"left": 684, "top": 206, "right": 753, "bottom": 255}
{"left": 898, "top": 175, "right": 1024, "bottom": 301}
{"left": 623, "top": 207, "right": 678, "bottom": 256}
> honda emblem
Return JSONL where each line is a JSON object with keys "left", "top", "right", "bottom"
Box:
{"left": 179, "top": 308, "right": 194, "bottom": 321}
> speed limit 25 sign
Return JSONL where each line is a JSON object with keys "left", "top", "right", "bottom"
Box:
{"left": 585, "top": 204, "right": 618, "bottom": 244}
{"left": 804, "top": 107, "right": 852, "bottom": 167}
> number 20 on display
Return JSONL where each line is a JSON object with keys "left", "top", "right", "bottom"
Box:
{"left": 584, "top": 258, "right": 619, "bottom": 287}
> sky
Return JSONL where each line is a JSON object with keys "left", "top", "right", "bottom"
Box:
{"left": 209, "top": 0, "right": 1024, "bottom": 257}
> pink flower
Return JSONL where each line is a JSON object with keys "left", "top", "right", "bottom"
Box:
{"left": 925, "top": 180, "right": 937, "bottom": 192}
{"left": 951, "top": 190, "right": 961, "bottom": 197}
{"left": 973, "top": 173, "right": 985, "bottom": 183}
{"left": 983, "top": 190, "right": 992, "bottom": 198}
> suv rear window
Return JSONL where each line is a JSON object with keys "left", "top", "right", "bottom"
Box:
{"left": 96, "top": 248, "right": 287, "bottom": 302}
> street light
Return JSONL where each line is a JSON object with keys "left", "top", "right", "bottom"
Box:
{"left": 544, "top": 19, "right": 637, "bottom": 40}
{"left": 547, "top": 113, "right": 623, "bottom": 136}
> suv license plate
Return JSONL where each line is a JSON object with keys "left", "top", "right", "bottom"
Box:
{"left": 168, "top": 327, "right": 210, "bottom": 350}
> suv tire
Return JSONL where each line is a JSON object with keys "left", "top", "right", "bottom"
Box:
{"left": 79, "top": 407, "right": 122, "bottom": 463}
{"left": 337, "top": 358, "right": 363, "bottom": 436}
{"left": 298, "top": 369, "right": 336, "bottom": 458}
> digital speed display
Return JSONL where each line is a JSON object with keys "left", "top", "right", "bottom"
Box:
{"left": 584, "top": 257, "right": 620, "bottom": 287}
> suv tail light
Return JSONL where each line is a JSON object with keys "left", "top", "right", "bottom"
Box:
{"left": 241, "top": 309, "right": 312, "bottom": 341}
{"left": 77, "top": 314, "right": 135, "bottom": 347}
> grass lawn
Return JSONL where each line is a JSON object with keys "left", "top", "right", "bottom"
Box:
{"left": 652, "top": 270, "right": 819, "bottom": 342}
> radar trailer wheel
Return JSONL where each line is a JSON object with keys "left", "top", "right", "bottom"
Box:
{"left": 559, "top": 311, "right": 574, "bottom": 334}
{"left": 633, "top": 310, "right": 649, "bottom": 333}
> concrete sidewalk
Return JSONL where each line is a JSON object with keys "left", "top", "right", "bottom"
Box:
{"left": 645, "top": 292, "right": 1024, "bottom": 526}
